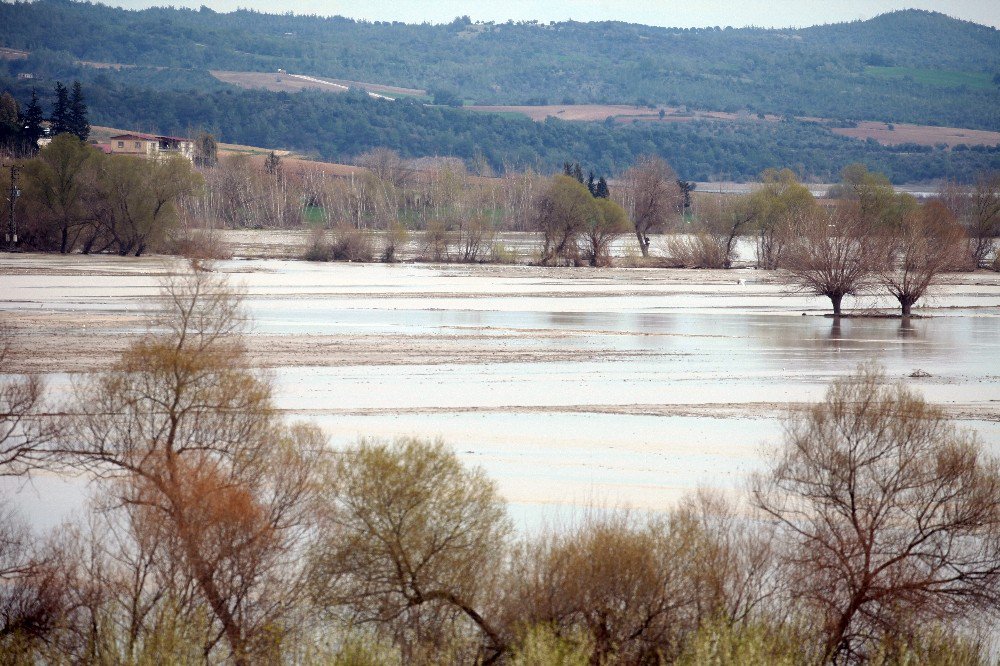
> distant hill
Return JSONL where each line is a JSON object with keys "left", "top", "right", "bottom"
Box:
{"left": 0, "top": 2, "right": 997, "bottom": 130}
{"left": 2, "top": 2, "right": 998, "bottom": 183}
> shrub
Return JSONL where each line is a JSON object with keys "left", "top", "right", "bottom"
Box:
{"left": 330, "top": 225, "right": 373, "bottom": 262}
{"left": 664, "top": 232, "right": 729, "bottom": 268}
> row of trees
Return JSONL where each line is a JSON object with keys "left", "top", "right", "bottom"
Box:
{"left": 3, "top": 272, "right": 1000, "bottom": 663}
{"left": 0, "top": 81, "right": 88, "bottom": 152}
{"left": 6, "top": 134, "right": 998, "bottom": 317}
{"left": 6, "top": 134, "right": 200, "bottom": 255}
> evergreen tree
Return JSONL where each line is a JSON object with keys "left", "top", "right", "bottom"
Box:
{"left": 677, "top": 180, "right": 696, "bottom": 210}
{"left": 595, "top": 176, "right": 610, "bottom": 199}
{"left": 68, "top": 81, "right": 89, "bottom": 141}
{"left": 264, "top": 150, "right": 281, "bottom": 175}
{"left": 563, "top": 161, "right": 572, "bottom": 177}
{"left": 572, "top": 162, "right": 583, "bottom": 184}
{"left": 587, "top": 171, "right": 596, "bottom": 196}
{"left": 22, "top": 89, "right": 44, "bottom": 150}
{"left": 194, "top": 131, "right": 218, "bottom": 167}
{"left": 51, "top": 82, "right": 70, "bottom": 136}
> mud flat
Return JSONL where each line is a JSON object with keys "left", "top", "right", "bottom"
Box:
{"left": 2, "top": 254, "right": 1000, "bottom": 528}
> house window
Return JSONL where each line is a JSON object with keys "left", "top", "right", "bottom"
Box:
{"left": 117, "top": 141, "right": 124, "bottom": 148}
{"left": 135, "top": 142, "right": 142, "bottom": 149}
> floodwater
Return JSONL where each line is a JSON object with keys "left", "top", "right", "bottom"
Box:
{"left": 2, "top": 255, "right": 1000, "bottom": 530}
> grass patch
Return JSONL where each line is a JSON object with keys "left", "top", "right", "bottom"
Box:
{"left": 864, "top": 66, "right": 994, "bottom": 90}
{"left": 466, "top": 109, "right": 532, "bottom": 120}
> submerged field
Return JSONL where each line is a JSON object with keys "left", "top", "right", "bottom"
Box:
{"left": 2, "top": 254, "right": 1000, "bottom": 529}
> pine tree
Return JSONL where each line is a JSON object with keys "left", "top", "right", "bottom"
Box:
{"left": 264, "top": 150, "right": 281, "bottom": 175}
{"left": 587, "top": 171, "right": 596, "bottom": 196}
{"left": 595, "top": 176, "right": 610, "bottom": 199}
{"left": 572, "top": 162, "right": 583, "bottom": 184}
{"left": 563, "top": 161, "right": 572, "bottom": 177}
{"left": 51, "top": 82, "right": 70, "bottom": 136}
{"left": 22, "top": 89, "right": 44, "bottom": 150}
{"left": 68, "top": 81, "right": 90, "bottom": 141}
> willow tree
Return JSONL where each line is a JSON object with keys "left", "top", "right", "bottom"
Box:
{"left": 309, "top": 437, "right": 511, "bottom": 664}
{"left": 618, "top": 156, "right": 682, "bottom": 257}
{"left": 878, "top": 200, "right": 965, "bottom": 316}
{"left": 784, "top": 206, "right": 884, "bottom": 316}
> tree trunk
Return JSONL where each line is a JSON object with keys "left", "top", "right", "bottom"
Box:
{"left": 635, "top": 227, "right": 649, "bottom": 257}
{"left": 830, "top": 292, "right": 844, "bottom": 316}
{"left": 899, "top": 295, "right": 915, "bottom": 317}
{"left": 60, "top": 226, "right": 69, "bottom": 254}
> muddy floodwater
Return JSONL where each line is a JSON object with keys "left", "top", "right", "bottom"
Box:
{"left": 2, "top": 254, "right": 1000, "bottom": 529}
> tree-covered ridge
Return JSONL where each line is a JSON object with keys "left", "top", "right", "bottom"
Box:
{"left": 0, "top": 1, "right": 998, "bottom": 129}
{"left": 4, "top": 75, "right": 996, "bottom": 183}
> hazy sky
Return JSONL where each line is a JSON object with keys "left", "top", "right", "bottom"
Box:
{"left": 105, "top": 0, "right": 999, "bottom": 28}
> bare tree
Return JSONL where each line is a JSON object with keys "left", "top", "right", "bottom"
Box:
{"left": 878, "top": 201, "right": 966, "bottom": 316}
{"left": 62, "top": 270, "right": 323, "bottom": 664}
{"left": 943, "top": 172, "right": 1000, "bottom": 268}
{"left": 618, "top": 156, "right": 682, "bottom": 257}
{"left": 309, "top": 437, "right": 511, "bottom": 665}
{"left": 784, "top": 206, "right": 885, "bottom": 316}
{"left": 358, "top": 147, "right": 409, "bottom": 189}
{"left": 753, "top": 363, "right": 1000, "bottom": 662}
{"left": 0, "top": 322, "right": 54, "bottom": 477}
{"left": 504, "top": 513, "right": 696, "bottom": 664}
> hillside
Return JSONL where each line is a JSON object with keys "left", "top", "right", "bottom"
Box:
{"left": 1, "top": 2, "right": 998, "bottom": 182}
{"left": 0, "top": 2, "right": 997, "bottom": 129}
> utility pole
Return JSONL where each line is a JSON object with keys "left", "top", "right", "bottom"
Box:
{"left": 5, "top": 165, "right": 19, "bottom": 251}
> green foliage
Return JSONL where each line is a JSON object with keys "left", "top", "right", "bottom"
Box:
{"left": 865, "top": 66, "right": 995, "bottom": 90}
{"left": 0, "top": 3, "right": 997, "bottom": 129}
{"left": 509, "top": 624, "right": 594, "bottom": 666}
{"left": 675, "top": 618, "right": 818, "bottom": 666}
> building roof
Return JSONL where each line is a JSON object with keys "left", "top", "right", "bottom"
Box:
{"left": 109, "top": 132, "right": 191, "bottom": 142}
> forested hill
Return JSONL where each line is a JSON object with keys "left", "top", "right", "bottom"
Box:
{"left": 1, "top": 1, "right": 998, "bottom": 130}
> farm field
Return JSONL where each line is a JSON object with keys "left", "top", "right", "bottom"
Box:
{"left": 208, "top": 69, "right": 1000, "bottom": 149}
{"left": 3, "top": 254, "right": 999, "bottom": 530}
{"left": 830, "top": 120, "right": 1000, "bottom": 147}
{"left": 864, "top": 65, "right": 995, "bottom": 90}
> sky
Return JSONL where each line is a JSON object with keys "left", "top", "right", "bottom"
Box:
{"left": 103, "top": 0, "right": 1000, "bottom": 29}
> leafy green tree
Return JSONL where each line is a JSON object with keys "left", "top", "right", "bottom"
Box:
{"left": 21, "top": 133, "right": 95, "bottom": 253}
{"left": 91, "top": 155, "right": 202, "bottom": 256}
{"left": 832, "top": 163, "right": 915, "bottom": 227}
{"left": 748, "top": 169, "right": 817, "bottom": 269}
{"left": 430, "top": 88, "right": 462, "bottom": 107}
{"left": 0, "top": 92, "right": 18, "bottom": 145}
{"left": 534, "top": 175, "right": 594, "bottom": 265}
{"left": 309, "top": 437, "right": 511, "bottom": 664}
{"left": 582, "top": 197, "right": 630, "bottom": 266}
